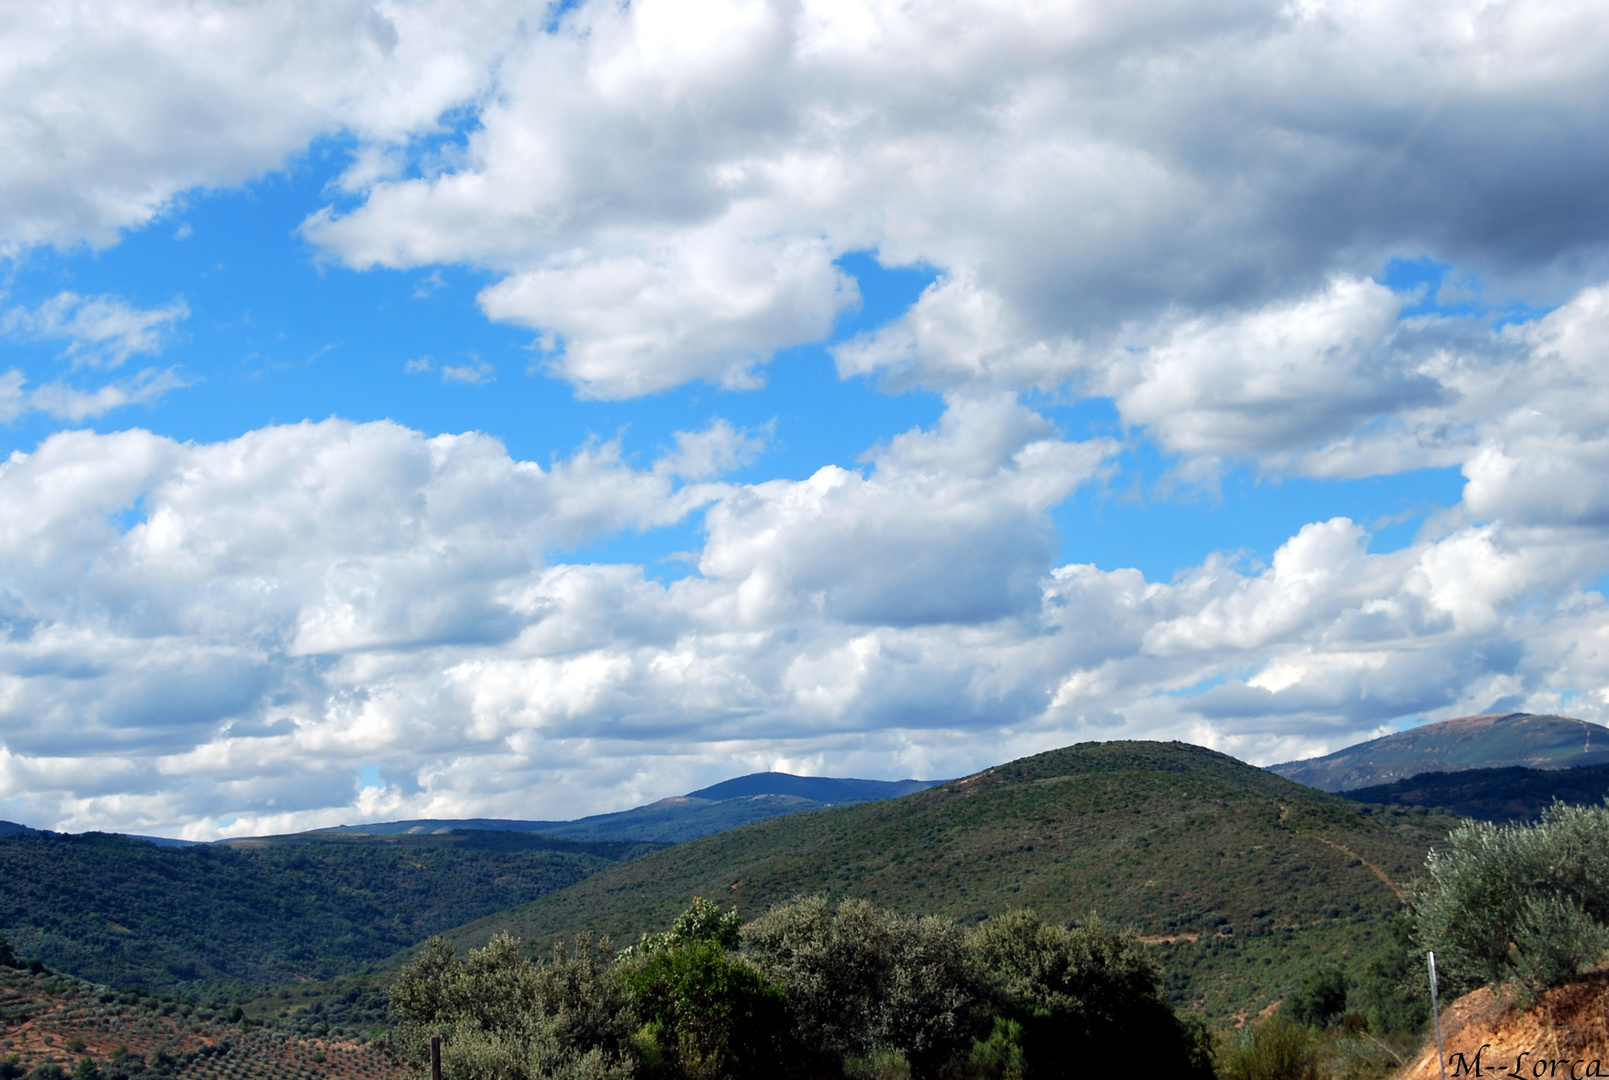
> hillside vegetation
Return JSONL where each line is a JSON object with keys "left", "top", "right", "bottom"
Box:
{"left": 0, "top": 830, "right": 656, "bottom": 995}
{"left": 435, "top": 741, "right": 1458, "bottom": 1019}
{"left": 1344, "top": 761, "right": 1609, "bottom": 822}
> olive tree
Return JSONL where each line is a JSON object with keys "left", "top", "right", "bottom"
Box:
{"left": 1413, "top": 801, "right": 1609, "bottom": 994}
{"left": 388, "top": 933, "right": 638, "bottom": 1080}
{"left": 742, "top": 896, "right": 988, "bottom": 1079}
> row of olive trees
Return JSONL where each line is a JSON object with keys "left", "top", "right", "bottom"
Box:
{"left": 1412, "top": 801, "right": 1609, "bottom": 996}
{"left": 386, "top": 897, "right": 1215, "bottom": 1080}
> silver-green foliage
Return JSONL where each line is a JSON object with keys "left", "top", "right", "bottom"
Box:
{"left": 388, "top": 933, "right": 638, "bottom": 1080}
{"left": 741, "top": 896, "right": 985, "bottom": 1076}
{"left": 1412, "top": 801, "right": 1609, "bottom": 994}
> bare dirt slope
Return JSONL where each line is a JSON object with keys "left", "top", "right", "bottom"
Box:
{"left": 1398, "top": 970, "right": 1609, "bottom": 1080}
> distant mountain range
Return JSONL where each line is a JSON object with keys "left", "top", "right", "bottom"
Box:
{"left": 315, "top": 772, "right": 941, "bottom": 844}
{"left": 1269, "top": 712, "right": 1609, "bottom": 791}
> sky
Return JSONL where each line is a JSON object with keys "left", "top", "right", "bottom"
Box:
{"left": 2, "top": 0, "right": 1608, "bottom": 839}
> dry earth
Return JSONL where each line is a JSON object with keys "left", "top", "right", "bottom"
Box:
{"left": 1398, "top": 970, "right": 1609, "bottom": 1080}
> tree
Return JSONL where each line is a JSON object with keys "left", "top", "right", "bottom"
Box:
{"left": 1352, "top": 912, "right": 1428, "bottom": 1036}
{"left": 1285, "top": 965, "right": 1348, "bottom": 1029}
{"left": 619, "top": 938, "right": 793, "bottom": 1080}
{"left": 388, "top": 933, "right": 638, "bottom": 1080}
{"left": 1413, "top": 801, "right": 1609, "bottom": 994}
{"left": 743, "top": 896, "right": 987, "bottom": 1080}
{"left": 967, "top": 910, "right": 1214, "bottom": 1078}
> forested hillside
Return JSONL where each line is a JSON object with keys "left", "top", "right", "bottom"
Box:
{"left": 435, "top": 741, "right": 1459, "bottom": 1019}
{"left": 1344, "top": 761, "right": 1609, "bottom": 822}
{"left": 0, "top": 830, "right": 656, "bottom": 994}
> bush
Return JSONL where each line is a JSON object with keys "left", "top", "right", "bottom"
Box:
{"left": 967, "top": 910, "right": 1215, "bottom": 1078}
{"left": 388, "top": 933, "right": 638, "bottom": 1080}
{"left": 743, "top": 896, "right": 987, "bottom": 1079}
{"left": 1352, "top": 912, "right": 1428, "bottom": 1036}
{"left": 1285, "top": 965, "right": 1348, "bottom": 1029}
{"left": 965, "top": 1018, "right": 1024, "bottom": 1080}
{"left": 619, "top": 938, "right": 793, "bottom": 1080}
{"left": 1216, "top": 1017, "right": 1326, "bottom": 1080}
{"left": 1412, "top": 801, "right": 1609, "bottom": 994}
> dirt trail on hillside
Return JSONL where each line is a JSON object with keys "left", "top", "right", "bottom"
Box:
{"left": 1397, "top": 970, "right": 1609, "bottom": 1080}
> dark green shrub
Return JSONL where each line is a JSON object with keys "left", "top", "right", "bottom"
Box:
{"left": 966, "top": 1017, "right": 1024, "bottom": 1080}
{"left": 620, "top": 938, "right": 793, "bottom": 1080}
{"left": 1353, "top": 913, "right": 1428, "bottom": 1035}
{"left": 1285, "top": 965, "right": 1348, "bottom": 1029}
{"left": 967, "top": 909, "right": 1215, "bottom": 1078}
{"left": 1215, "top": 1016, "right": 1325, "bottom": 1080}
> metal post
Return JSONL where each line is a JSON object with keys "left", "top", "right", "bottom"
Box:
{"left": 431, "top": 1036, "right": 441, "bottom": 1080}
{"left": 1428, "top": 951, "right": 1447, "bottom": 1080}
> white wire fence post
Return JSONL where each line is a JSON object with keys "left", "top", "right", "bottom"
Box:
{"left": 1428, "top": 951, "right": 1447, "bottom": 1080}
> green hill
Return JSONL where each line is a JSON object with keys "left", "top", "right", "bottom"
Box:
{"left": 1270, "top": 712, "right": 1609, "bottom": 791}
{"left": 0, "top": 828, "right": 657, "bottom": 995}
{"left": 432, "top": 740, "right": 1458, "bottom": 1019}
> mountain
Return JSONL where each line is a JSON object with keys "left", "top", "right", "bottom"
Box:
{"left": 0, "top": 827, "right": 657, "bottom": 994}
{"left": 1343, "top": 761, "right": 1609, "bottom": 822}
{"left": 1268, "top": 712, "right": 1609, "bottom": 791}
{"left": 432, "top": 740, "right": 1458, "bottom": 1020}
{"left": 683, "top": 772, "right": 938, "bottom": 802}
{"left": 317, "top": 772, "right": 943, "bottom": 845}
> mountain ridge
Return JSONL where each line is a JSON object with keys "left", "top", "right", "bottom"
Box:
{"left": 315, "top": 772, "right": 942, "bottom": 845}
{"left": 429, "top": 739, "right": 1458, "bottom": 1019}
{"left": 1269, "top": 712, "right": 1609, "bottom": 791}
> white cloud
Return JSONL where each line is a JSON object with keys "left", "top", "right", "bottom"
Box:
{"left": 3, "top": 397, "right": 1609, "bottom": 838}
{"left": 6, "top": 0, "right": 1609, "bottom": 841}
{"left": 0, "top": 366, "right": 189, "bottom": 422}
{"left": 440, "top": 357, "right": 495, "bottom": 384}
{"left": 0, "top": 0, "right": 528, "bottom": 251}
{"left": 3, "top": 292, "right": 189, "bottom": 368}
{"left": 296, "top": 0, "right": 1609, "bottom": 398}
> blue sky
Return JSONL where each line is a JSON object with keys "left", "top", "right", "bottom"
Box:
{"left": 0, "top": 151, "right": 1467, "bottom": 581}
{"left": 2, "top": 0, "right": 1607, "bottom": 837}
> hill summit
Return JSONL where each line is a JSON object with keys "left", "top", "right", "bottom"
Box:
{"left": 317, "top": 771, "right": 941, "bottom": 844}
{"left": 438, "top": 739, "right": 1456, "bottom": 1018}
{"left": 1270, "top": 712, "right": 1609, "bottom": 791}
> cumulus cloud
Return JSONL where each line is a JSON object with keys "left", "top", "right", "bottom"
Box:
{"left": 0, "top": 0, "right": 527, "bottom": 251}
{"left": 294, "top": 0, "right": 1609, "bottom": 397}
{"left": 2, "top": 393, "right": 1608, "bottom": 838}
{"left": 5, "top": 0, "right": 1609, "bottom": 840}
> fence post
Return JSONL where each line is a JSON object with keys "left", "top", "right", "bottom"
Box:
{"left": 1428, "top": 951, "right": 1447, "bottom": 1080}
{"left": 431, "top": 1036, "right": 441, "bottom": 1080}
